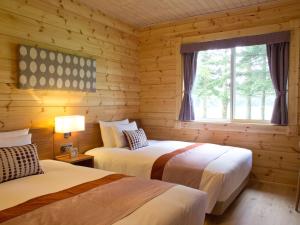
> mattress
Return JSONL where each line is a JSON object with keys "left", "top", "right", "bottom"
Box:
{"left": 0, "top": 160, "right": 207, "bottom": 225}
{"left": 86, "top": 140, "right": 252, "bottom": 213}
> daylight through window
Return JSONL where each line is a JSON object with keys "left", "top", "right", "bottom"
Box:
{"left": 192, "top": 44, "right": 277, "bottom": 122}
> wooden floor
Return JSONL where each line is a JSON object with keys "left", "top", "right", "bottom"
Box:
{"left": 205, "top": 182, "right": 300, "bottom": 225}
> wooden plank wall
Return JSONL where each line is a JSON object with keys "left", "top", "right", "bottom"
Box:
{"left": 138, "top": 0, "right": 300, "bottom": 186}
{"left": 1, "top": 0, "right": 300, "bottom": 186}
{"left": 0, "top": 0, "right": 139, "bottom": 130}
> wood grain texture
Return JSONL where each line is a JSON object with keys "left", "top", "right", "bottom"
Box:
{"left": 138, "top": 0, "right": 300, "bottom": 186}
{"left": 81, "top": 0, "right": 276, "bottom": 28}
{"left": 29, "top": 123, "right": 102, "bottom": 159}
{"left": 2, "top": 0, "right": 300, "bottom": 187}
{"left": 0, "top": 0, "right": 139, "bottom": 130}
{"left": 30, "top": 127, "right": 54, "bottom": 159}
{"left": 53, "top": 123, "right": 102, "bottom": 156}
{"left": 205, "top": 182, "right": 300, "bottom": 225}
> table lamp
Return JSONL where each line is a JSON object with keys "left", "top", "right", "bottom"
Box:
{"left": 55, "top": 115, "right": 85, "bottom": 138}
{"left": 55, "top": 115, "right": 85, "bottom": 154}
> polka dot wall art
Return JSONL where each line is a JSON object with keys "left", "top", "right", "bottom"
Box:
{"left": 18, "top": 45, "right": 97, "bottom": 92}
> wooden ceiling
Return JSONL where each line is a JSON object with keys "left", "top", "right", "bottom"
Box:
{"left": 81, "top": 0, "right": 277, "bottom": 27}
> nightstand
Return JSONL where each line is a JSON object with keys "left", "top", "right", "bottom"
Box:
{"left": 55, "top": 154, "right": 94, "bottom": 168}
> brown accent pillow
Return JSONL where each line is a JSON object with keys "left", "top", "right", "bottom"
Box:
{"left": 0, "top": 144, "right": 44, "bottom": 183}
{"left": 123, "top": 129, "right": 149, "bottom": 150}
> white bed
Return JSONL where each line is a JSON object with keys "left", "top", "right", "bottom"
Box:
{"left": 0, "top": 160, "right": 207, "bottom": 225}
{"left": 86, "top": 140, "right": 252, "bottom": 214}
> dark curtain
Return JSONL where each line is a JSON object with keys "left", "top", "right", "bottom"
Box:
{"left": 266, "top": 42, "right": 289, "bottom": 125}
{"left": 179, "top": 52, "right": 198, "bottom": 121}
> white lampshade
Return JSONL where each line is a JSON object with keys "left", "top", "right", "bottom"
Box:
{"left": 55, "top": 115, "right": 85, "bottom": 133}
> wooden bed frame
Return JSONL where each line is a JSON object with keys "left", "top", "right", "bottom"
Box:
{"left": 30, "top": 120, "right": 141, "bottom": 159}
{"left": 31, "top": 127, "right": 55, "bottom": 160}
{"left": 30, "top": 123, "right": 102, "bottom": 160}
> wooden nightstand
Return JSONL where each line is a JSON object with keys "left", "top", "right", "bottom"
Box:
{"left": 55, "top": 154, "right": 94, "bottom": 168}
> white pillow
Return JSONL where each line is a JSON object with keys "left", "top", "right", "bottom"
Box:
{"left": 0, "top": 134, "right": 32, "bottom": 148}
{"left": 0, "top": 129, "right": 29, "bottom": 138}
{"left": 112, "top": 121, "right": 138, "bottom": 148}
{"left": 99, "top": 119, "right": 129, "bottom": 147}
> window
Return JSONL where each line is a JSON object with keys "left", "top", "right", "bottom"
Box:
{"left": 192, "top": 44, "right": 277, "bottom": 122}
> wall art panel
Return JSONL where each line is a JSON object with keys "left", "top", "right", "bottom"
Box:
{"left": 18, "top": 45, "right": 96, "bottom": 92}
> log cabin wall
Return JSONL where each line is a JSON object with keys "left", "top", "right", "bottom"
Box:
{"left": 138, "top": 0, "right": 300, "bottom": 186}
{"left": 0, "top": 0, "right": 139, "bottom": 130}
{"left": 1, "top": 0, "right": 300, "bottom": 186}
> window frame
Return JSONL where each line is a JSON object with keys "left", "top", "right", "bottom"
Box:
{"left": 175, "top": 26, "right": 299, "bottom": 136}
{"left": 192, "top": 45, "right": 276, "bottom": 123}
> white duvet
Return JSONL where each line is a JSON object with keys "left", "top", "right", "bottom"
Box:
{"left": 0, "top": 160, "right": 207, "bottom": 225}
{"left": 86, "top": 140, "right": 252, "bottom": 213}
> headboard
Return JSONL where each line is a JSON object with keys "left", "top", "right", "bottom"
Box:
{"left": 71, "top": 119, "right": 139, "bottom": 153}
{"left": 30, "top": 123, "right": 102, "bottom": 159}
{"left": 8, "top": 119, "right": 140, "bottom": 160}
{"left": 31, "top": 127, "right": 54, "bottom": 160}
{"left": 53, "top": 123, "right": 102, "bottom": 156}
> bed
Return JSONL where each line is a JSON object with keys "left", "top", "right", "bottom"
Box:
{"left": 0, "top": 127, "right": 208, "bottom": 225}
{"left": 0, "top": 159, "right": 207, "bottom": 225}
{"left": 86, "top": 140, "right": 252, "bottom": 215}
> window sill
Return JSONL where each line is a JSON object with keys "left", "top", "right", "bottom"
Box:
{"left": 175, "top": 120, "right": 297, "bottom": 136}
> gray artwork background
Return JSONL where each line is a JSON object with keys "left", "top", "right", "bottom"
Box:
{"left": 18, "top": 45, "right": 96, "bottom": 92}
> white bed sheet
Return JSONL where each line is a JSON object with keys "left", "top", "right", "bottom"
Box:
{"left": 0, "top": 160, "right": 207, "bottom": 225}
{"left": 86, "top": 140, "right": 252, "bottom": 213}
